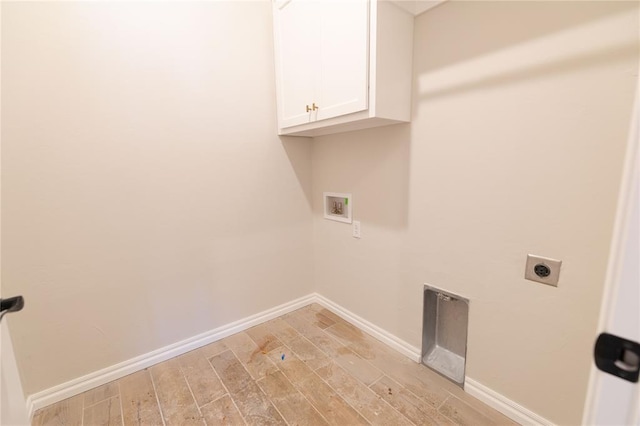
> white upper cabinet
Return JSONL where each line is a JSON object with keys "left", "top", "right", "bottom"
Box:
{"left": 274, "top": 0, "right": 320, "bottom": 128}
{"left": 316, "top": 0, "right": 369, "bottom": 122}
{"left": 273, "top": 0, "right": 414, "bottom": 137}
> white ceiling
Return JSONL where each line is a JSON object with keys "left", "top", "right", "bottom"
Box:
{"left": 391, "top": 0, "right": 447, "bottom": 16}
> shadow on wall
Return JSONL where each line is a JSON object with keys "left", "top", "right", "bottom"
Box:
{"left": 415, "top": 2, "right": 639, "bottom": 103}
{"left": 312, "top": 124, "right": 412, "bottom": 230}
{"left": 281, "top": 136, "right": 313, "bottom": 208}
{"left": 420, "top": 1, "right": 639, "bottom": 74}
{"left": 419, "top": 42, "right": 638, "bottom": 102}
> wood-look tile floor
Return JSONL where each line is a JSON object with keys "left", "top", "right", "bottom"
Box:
{"left": 32, "top": 304, "right": 518, "bottom": 426}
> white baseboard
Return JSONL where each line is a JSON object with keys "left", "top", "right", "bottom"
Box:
{"left": 27, "top": 293, "right": 552, "bottom": 426}
{"left": 465, "top": 377, "right": 554, "bottom": 426}
{"left": 313, "top": 295, "right": 553, "bottom": 425}
{"left": 26, "top": 293, "right": 316, "bottom": 418}
{"left": 313, "top": 293, "right": 422, "bottom": 362}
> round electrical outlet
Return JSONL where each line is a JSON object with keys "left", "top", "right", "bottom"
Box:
{"left": 534, "top": 263, "right": 551, "bottom": 278}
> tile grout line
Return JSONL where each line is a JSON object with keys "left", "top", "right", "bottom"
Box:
{"left": 191, "top": 344, "right": 238, "bottom": 418}
{"left": 396, "top": 374, "right": 454, "bottom": 423}
{"left": 318, "top": 359, "right": 417, "bottom": 426}
{"left": 80, "top": 390, "right": 85, "bottom": 426}
{"left": 283, "top": 311, "right": 380, "bottom": 425}
{"left": 297, "top": 334, "right": 333, "bottom": 370}
{"left": 274, "top": 312, "right": 375, "bottom": 425}
{"left": 300, "top": 314, "right": 426, "bottom": 426}
{"left": 376, "top": 373, "right": 454, "bottom": 426}
{"left": 441, "top": 392, "right": 496, "bottom": 424}
{"left": 148, "top": 369, "right": 167, "bottom": 426}
{"left": 208, "top": 347, "right": 250, "bottom": 426}
{"left": 272, "top": 308, "right": 448, "bottom": 423}
{"left": 117, "top": 382, "right": 125, "bottom": 426}
{"left": 260, "top": 363, "right": 332, "bottom": 426}
{"left": 244, "top": 325, "right": 284, "bottom": 354}
{"left": 271, "top": 357, "right": 337, "bottom": 426}
{"left": 299, "top": 314, "right": 387, "bottom": 390}
{"left": 436, "top": 395, "right": 459, "bottom": 425}
{"left": 206, "top": 380, "right": 246, "bottom": 426}
{"left": 81, "top": 388, "right": 87, "bottom": 422}
{"left": 367, "top": 374, "right": 422, "bottom": 426}
{"left": 437, "top": 393, "right": 451, "bottom": 410}
{"left": 227, "top": 340, "right": 292, "bottom": 426}
{"left": 367, "top": 375, "right": 419, "bottom": 426}
{"left": 315, "top": 366, "right": 374, "bottom": 425}
{"left": 82, "top": 394, "right": 120, "bottom": 410}
{"left": 278, "top": 336, "right": 330, "bottom": 374}
{"left": 197, "top": 392, "right": 230, "bottom": 411}
{"left": 38, "top": 306, "right": 511, "bottom": 426}
{"left": 265, "top": 342, "right": 333, "bottom": 426}
{"left": 309, "top": 367, "right": 373, "bottom": 425}
{"left": 80, "top": 395, "right": 85, "bottom": 426}
{"left": 179, "top": 364, "right": 205, "bottom": 424}
{"left": 349, "top": 329, "right": 456, "bottom": 424}
{"left": 368, "top": 374, "right": 385, "bottom": 390}
{"left": 81, "top": 395, "right": 125, "bottom": 426}
{"left": 255, "top": 377, "right": 291, "bottom": 426}
{"left": 202, "top": 337, "right": 230, "bottom": 360}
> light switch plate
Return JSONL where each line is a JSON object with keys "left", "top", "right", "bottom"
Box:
{"left": 525, "top": 254, "right": 562, "bottom": 287}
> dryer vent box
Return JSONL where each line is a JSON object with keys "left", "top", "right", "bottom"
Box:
{"left": 422, "top": 285, "right": 469, "bottom": 387}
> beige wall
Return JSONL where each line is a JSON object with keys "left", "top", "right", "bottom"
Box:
{"left": 1, "top": 1, "right": 313, "bottom": 395}
{"left": 312, "top": 2, "right": 639, "bottom": 424}
{"left": 3, "top": 1, "right": 639, "bottom": 423}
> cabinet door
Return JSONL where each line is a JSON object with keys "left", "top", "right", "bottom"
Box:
{"left": 273, "top": 0, "right": 320, "bottom": 128}
{"left": 316, "top": 0, "right": 369, "bottom": 122}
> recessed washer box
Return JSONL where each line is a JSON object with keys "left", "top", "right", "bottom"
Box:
{"left": 323, "top": 192, "right": 352, "bottom": 223}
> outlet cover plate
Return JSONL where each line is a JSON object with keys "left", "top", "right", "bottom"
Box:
{"left": 525, "top": 254, "right": 562, "bottom": 287}
{"left": 353, "top": 220, "right": 361, "bottom": 238}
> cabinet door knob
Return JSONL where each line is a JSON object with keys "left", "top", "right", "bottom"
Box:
{"left": 312, "top": 103, "right": 319, "bottom": 111}
{"left": 306, "top": 104, "right": 312, "bottom": 113}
